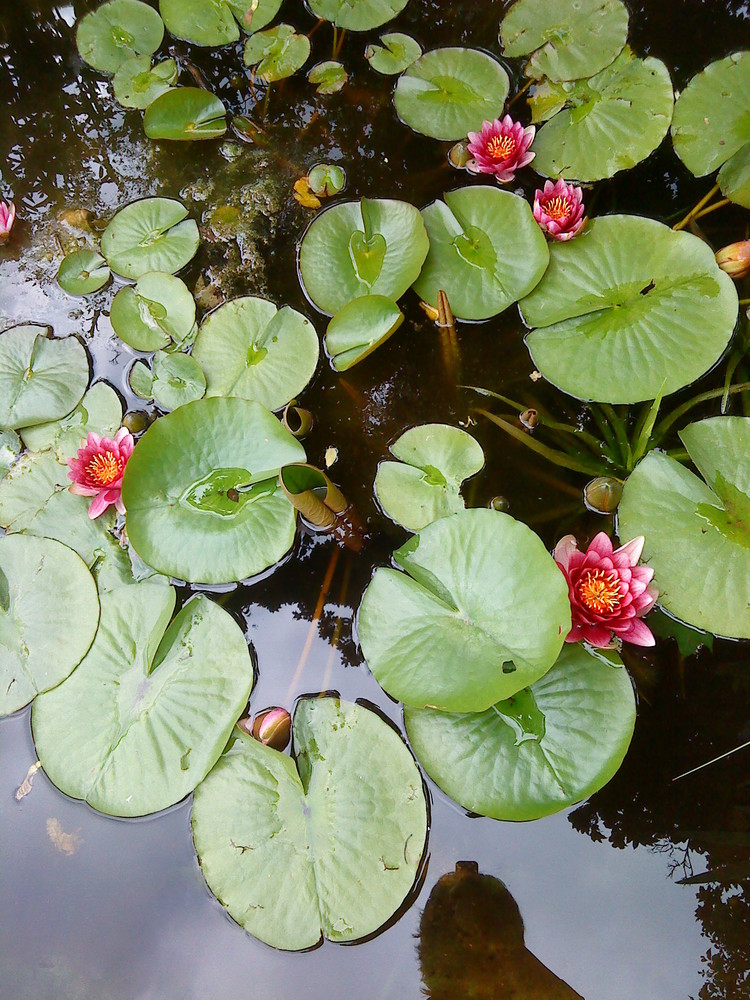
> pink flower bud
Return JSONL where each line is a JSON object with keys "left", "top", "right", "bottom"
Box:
{"left": 252, "top": 708, "right": 291, "bottom": 751}
{"left": 0, "top": 201, "right": 16, "bottom": 245}
{"left": 715, "top": 240, "right": 750, "bottom": 280}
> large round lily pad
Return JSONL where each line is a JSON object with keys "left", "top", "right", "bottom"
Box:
{"left": 101, "top": 198, "right": 199, "bottom": 279}
{"left": 113, "top": 55, "right": 178, "bottom": 109}
{"left": 530, "top": 48, "right": 674, "bottom": 181}
{"left": 122, "top": 397, "right": 305, "bottom": 584}
{"left": 522, "top": 215, "right": 738, "bottom": 404}
{"left": 20, "top": 382, "right": 123, "bottom": 461}
{"left": 160, "top": 0, "right": 281, "bottom": 46}
{"left": 374, "top": 424, "right": 484, "bottom": 532}
{"left": 243, "top": 25, "right": 310, "bottom": 82}
{"left": 299, "top": 198, "right": 429, "bottom": 316}
{"left": 500, "top": 0, "right": 628, "bottom": 83}
{"left": 413, "top": 186, "right": 550, "bottom": 322}
{"left": 394, "top": 47, "right": 509, "bottom": 141}
{"left": 307, "top": 0, "right": 410, "bottom": 31}
{"left": 404, "top": 644, "right": 635, "bottom": 821}
{"left": 33, "top": 584, "right": 254, "bottom": 816}
{"left": 192, "top": 697, "right": 427, "bottom": 950}
{"left": 0, "top": 325, "right": 89, "bottom": 431}
{"left": 358, "top": 509, "right": 571, "bottom": 713}
{"left": 144, "top": 88, "right": 227, "bottom": 140}
{"left": 0, "top": 534, "right": 99, "bottom": 717}
{"left": 192, "top": 297, "right": 319, "bottom": 411}
{"left": 76, "top": 0, "right": 164, "bottom": 74}
{"left": 110, "top": 272, "right": 196, "bottom": 351}
{"left": 325, "top": 295, "right": 403, "bottom": 372}
{"left": 619, "top": 416, "right": 750, "bottom": 639}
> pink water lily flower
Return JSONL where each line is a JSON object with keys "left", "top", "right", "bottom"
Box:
{"left": 466, "top": 115, "right": 535, "bottom": 183}
{"left": 0, "top": 201, "right": 16, "bottom": 244}
{"left": 554, "top": 532, "right": 658, "bottom": 648}
{"left": 67, "top": 428, "right": 134, "bottom": 519}
{"left": 533, "top": 179, "right": 585, "bottom": 241}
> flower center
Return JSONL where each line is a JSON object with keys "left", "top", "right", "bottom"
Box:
{"left": 545, "top": 195, "right": 572, "bottom": 221}
{"left": 486, "top": 134, "right": 516, "bottom": 161}
{"left": 576, "top": 569, "right": 621, "bottom": 615}
{"left": 86, "top": 451, "right": 123, "bottom": 487}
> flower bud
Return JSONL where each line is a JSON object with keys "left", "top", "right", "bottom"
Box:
{"left": 252, "top": 707, "right": 292, "bottom": 751}
{"left": 448, "top": 142, "right": 471, "bottom": 168}
{"left": 489, "top": 495, "right": 510, "bottom": 512}
{"left": 520, "top": 408, "right": 538, "bottom": 430}
{"left": 715, "top": 240, "right": 750, "bottom": 280}
{"left": 584, "top": 476, "right": 623, "bottom": 514}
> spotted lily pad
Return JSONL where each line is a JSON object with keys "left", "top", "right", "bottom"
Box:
{"left": 374, "top": 424, "right": 484, "bottom": 532}
{"left": 192, "top": 297, "right": 319, "bottom": 411}
{"left": 110, "top": 272, "right": 196, "bottom": 351}
{"left": 308, "top": 61, "right": 348, "bottom": 94}
{"left": 358, "top": 509, "right": 571, "bottom": 713}
{"left": 102, "top": 198, "right": 200, "bottom": 279}
{"left": 405, "top": 644, "right": 635, "bottom": 821}
{"left": 192, "top": 697, "right": 427, "bottom": 950}
{"left": 299, "top": 198, "right": 429, "bottom": 316}
{"left": 160, "top": 0, "right": 282, "bottom": 46}
{"left": 366, "top": 32, "right": 421, "bottom": 75}
{"left": 20, "top": 383, "right": 123, "bottom": 461}
{"left": 56, "top": 250, "right": 111, "bottom": 295}
{"left": 413, "top": 186, "right": 550, "bottom": 322}
{"left": 307, "top": 0, "right": 411, "bottom": 31}
{"left": 32, "top": 584, "right": 254, "bottom": 816}
{"left": 113, "top": 55, "right": 178, "bottom": 109}
{"left": 0, "top": 534, "right": 100, "bottom": 717}
{"left": 394, "top": 48, "right": 509, "bottom": 141}
{"left": 521, "top": 215, "right": 738, "bottom": 403}
{"left": 76, "top": 0, "right": 164, "bottom": 74}
{"left": 325, "top": 295, "right": 403, "bottom": 372}
{"left": 243, "top": 25, "right": 311, "bottom": 82}
{"left": 144, "top": 88, "right": 227, "bottom": 140}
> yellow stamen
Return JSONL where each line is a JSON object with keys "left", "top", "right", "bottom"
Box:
{"left": 545, "top": 195, "right": 572, "bottom": 221}
{"left": 86, "top": 451, "right": 122, "bottom": 487}
{"left": 486, "top": 134, "right": 516, "bottom": 161}
{"left": 577, "top": 569, "right": 621, "bottom": 615}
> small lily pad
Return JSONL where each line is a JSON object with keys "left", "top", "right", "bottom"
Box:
{"left": 129, "top": 360, "right": 155, "bottom": 399}
{"left": 394, "top": 48, "right": 509, "bottom": 141}
{"left": 243, "top": 24, "right": 311, "bottom": 82}
{"left": 374, "top": 424, "right": 484, "bottom": 532}
{"left": 152, "top": 351, "right": 206, "bottom": 410}
{"left": 113, "top": 55, "right": 178, "bottom": 109}
{"left": 57, "top": 250, "right": 111, "bottom": 295}
{"left": 366, "top": 32, "right": 421, "bottom": 75}
{"left": 144, "top": 87, "right": 227, "bottom": 141}
{"left": 325, "top": 295, "right": 403, "bottom": 372}
{"left": 0, "top": 430, "right": 21, "bottom": 480}
{"left": 20, "top": 382, "right": 123, "bottom": 461}
{"left": 102, "top": 198, "right": 200, "bottom": 279}
{"left": 76, "top": 0, "right": 164, "bottom": 74}
{"left": 307, "top": 0, "right": 410, "bottom": 31}
{"left": 308, "top": 60, "right": 347, "bottom": 94}
{"left": 160, "top": 0, "right": 282, "bottom": 46}
{"left": 308, "top": 163, "right": 346, "bottom": 197}
{"left": 110, "top": 271, "right": 196, "bottom": 351}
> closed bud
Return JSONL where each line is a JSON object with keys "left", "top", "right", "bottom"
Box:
{"left": 584, "top": 476, "right": 623, "bottom": 514}
{"left": 489, "top": 496, "right": 510, "bottom": 512}
{"left": 715, "top": 240, "right": 750, "bottom": 280}
{"left": 448, "top": 142, "right": 471, "bottom": 168}
{"left": 519, "top": 408, "right": 538, "bottom": 430}
{"left": 252, "top": 707, "right": 292, "bottom": 751}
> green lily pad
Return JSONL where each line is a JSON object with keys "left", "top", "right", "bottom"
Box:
{"left": 160, "top": 0, "right": 281, "bottom": 46}
{"left": 307, "top": 0, "right": 410, "bottom": 31}
{"left": 122, "top": 397, "right": 305, "bottom": 584}
{"left": 56, "top": 250, "right": 111, "bottom": 295}
{"left": 192, "top": 697, "right": 427, "bottom": 950}
{"left": 374, "top": 424, "right": 484, "bottom": 532}
{"left": 192, "top": 297, "right": 319, "bottom": 411}
{"left": 618, "top": 416, "right": 750, "bottom": 639}
{"left": 308, "top": 163, "right": 346, "bottom": 197}
{"left": 76, "top": 0, "right": 164, "bottom": 74}
{"left": 308, "top": 60, "right": 348, "bottom": 94}
{"left": 325, "top": 295, "right": 403, "bottom": 372}
{"left": 113, "top": 55, "right": 178, "bottom": 109}
{"left": 102, "top": 198, "right": 200, "bottom": 279}
{"left": 129, "top": 360, "right": 155, "bottom": 399}
{"left": 20, "top": 383, "right": 123, "bottom": 461}
{"left": 299, "top": 198, "right": 429, "bottom": 316}
{"left": 531, "top": 48, "right": 674, "bottom": 181}
{"left": 144, "top": 87, "right": 227, "bottom": 141}
{"left": 719, "top": 142, "right": 750, "bottom": 209}
{"left": 393, "top": 48, "right": 509, "bottom": 141}
{"left": 500, "top": 0, "right": 628, "bottom": 83}
{"left": 366, "top": 32, "right": 421, "bottom": 75}
{"left": 404, "top": 644, "right": 635, "bottom": 821}
{"left": 358, "top": 509, "right": 571, "bottom": 713}
{"left": 0, "top": 325, "right": 89, "bottom": 432}
{"left": 110, "top": 272, "right": 196, "bottom": 351}
{"left": 243, "top": 25, "right": 311, "bottom": 83}
{"left": 0, "top": 431, "right": 21, "bottom": 480}
{"left": 32, "top": 584, "right": 254, "bottom": 817}
{"left": 413, "top": 186, "right": 550, "bottom": 322}
{"left": 152, "top": 351, "right": 206, "bottom": 410}
{"left": 0, "top": 534, "right": 100, "bottom": 717}
{"left": 522, "top": 215, "right": 738, "bottom": 404}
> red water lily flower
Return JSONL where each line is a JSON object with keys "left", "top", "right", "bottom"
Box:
{"left": 466, "top": 115, "right": 535, "bottom": 183}
{"left": 533, "top": 179, "right": 585, "bottom": 241}
{"left": 67, "top": 428, "right": 134, "bottom": 519}
{"left": 0, "top": 201, "right": 16, "bottom": 245}
{"left": 554, "top": 532, "right": 658, "bottom": 648}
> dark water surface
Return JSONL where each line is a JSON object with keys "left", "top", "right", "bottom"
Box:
{"left": 2, "top": 2, "right": 750, "bottom": 997}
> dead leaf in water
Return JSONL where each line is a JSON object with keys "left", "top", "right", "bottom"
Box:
{"left": 293, "top": 178, "right": 321, "bottom": 210}
{"left": 46, "top": 818, "right": 83, "bottom": 857}
{"left": 15, "top": 761, "right": 42, "bottom": 801}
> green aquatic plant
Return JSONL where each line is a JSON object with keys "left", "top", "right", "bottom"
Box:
{"left": 308, "top": 60, "right": 348, "bottom": 94}
{"left": 76, "top": 0, "right": 164, "bottom": 74}
{"left": 143, "top": 88, "right": 227, "bottom": 140}
{"left": 159, "top": 0, "right": 282, "bottom": 46}
{"left": 56, "top": 249, "right": 110, "bottom": 294}
{"left": 365, "top": 32, "right": 421, "bottom": 75}
{"left": 324, "top": 294, "right": 403, "bottom": 371}
{"left": 112, "top": 55, "right": 178, "bottom": 109}
{"left": 129, "top": 351, "right": 207, "bottom": 411}
{"left": 110, "top": 272, "right": 196, "bottom": 351}
{"left": 101, "top": 197, "right": 200, "bottom": 278}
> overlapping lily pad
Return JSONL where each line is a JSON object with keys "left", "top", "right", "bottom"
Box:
{"left": 160, "top": 0, "right": 282, "bottom": 46}
{"left": 243, "top": 25, "right": 310, "bottom": 82}
{"left": 130, "top": 351, "right": 206, "bottom": 411}
{"left": 0, "top": 431, "right": 21, "bottom": 480}
{"left": 192, "top": 297, "right": 319, "bottom": 411}
{"left": 394, "top": 48, "right": 509, "bottom": 141}
{"left": 0, "top": 325, "right": 89, "bottom": 431}
{"left": 325, "top": 295, "right": 403, "bottom": 371}
{"left": 619, "top": 416, "right": 750, "bottom": 638}
{"left": 530, "top": 48, "right": 674, "bottom": 181}
{"left": 122, "top": 397, "right": 305, "bottom": 583}
{"left": 110, "top": 272, "right": 196, "bottom": 351}
{"left": 0, "top": 534, "right": 100, "bottom": 717}
{"left": 307, "top": 0, "right": 411, "bottom": 31}
{"left": 101, "top": 198, "right": 199, "bottom": 279}
{"left": 298, "top": 198, "right": 429, "bottom": 316}
{"left": 357, "top": 509, "right": 571, "bottom": 713}
{"left": 76, "top": 0, "right": 164, "bottom": 74}
{"left": 113, "top": 55, "right": 178, "bottom": 109}
{"left": 366, "top": 33, "right": 421, "bottom": 75}
{"left": 308, "top": 60, "right": 347, "bottom": 94}
{"left": 144, "top": 88, "right": 227, "bottom": 140}
{"left": 192, "top": 697, "right": 427, "bottom": 950}
{"left": 33, "top": 584, "right": 254, "bottom": 816}
{"left": 719, "top": 142, "right": 750, "bottom": 209}
{"left": 413, "top": 186, "right": 549, "bottom": 322}
{"left": 404, "top": 644, "right": 635, "bottom": 821}
{"left": 522, "top": 215, "right": 738, "bottom": 403}
{"left": 500, "top": 0, "right": 628, "bottom": 83}
{"left": 374, "top": 424, "right": 484, "bottom": 532}
{"left": 20, "top": 383, "right": 123, "bottom": 460}
{"left": 57, "top": 250, "right": 110, "bottom": 295}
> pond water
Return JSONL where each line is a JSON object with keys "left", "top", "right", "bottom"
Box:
{"left": 2, "top": 1, "right": 750, "bottom": 997}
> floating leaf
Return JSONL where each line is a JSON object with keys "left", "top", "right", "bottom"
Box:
{"left": 101, "top": 198, "right": 199, "bottom": 279}
{"left": 358, "top": 509, "right": 571, "bottom": 713}
{"left": 413, "top": 186, "right": 549, "bottom": 322}
{"left": 374, "top": 424, "right": 484, "bottom": 532}
{"left": 160, "top": 0, "right": 281, "bottom": 46}
{"left": 144, "top": 87, "right": 227, "bottom": 141}
{"left": 279, "top": 463, "right": 346, "bottom": 528}
{"left": 129, "top": 360, "right": 154, "bottom": 399}
{"left": 113, "top": 55, "right": 178, "bottom": 109}
{"left": 500, "top": 0, "right": 628, "bottom": 83}
{"left": 0, "top": 534, "right": 99, "bottom": 717}
{"left": 20, "top": 383, "right": 123, "bottom": 461}
{"left": 394, "top": 48, "right": 509, "bottom": 141}
{"left": 299, "top": 197, "right": 429, "bottom": 316}
{"left": 325, "top": 295, "right": 403, "bottom": 371}
{"left": 110, "top": 272, "right": 196, "bottom": 351}
{"left": 521, "top": 215, "right": 738, "bottom": 403}
{"left": 366, "top": 32, "right": 421, "bottom": 75}
{"left": 308, "top": 163, "right": 346, "bottom": 197}
{"left": 33, "top": 584, "right": 254, "bottom": 816}
{"left": 405, "top": 644, "right": 635, "bottom": 821}
{"left": 192, "top": 697, "right": 427, "bottom": 949}
{"left": 719, "top": 142, "right": 750, "bottom": 210}
{"left": 192, "top": 297, "right": 319, "bottom": 411}
{"left": 293, "top": 177, "right": 322, "bottom": 209}
{"left": 0, "top": 325, "right": 89, "bottom": 431}
{"left": 308, "top": 60, "right": 347, "bottom": 94}
{"left": 152, "top": 351, "right": 206, "bottom": 410}
{"left": 242, "top": 25, "right": 311, "bottom": 82}
{"left": 0, "top": 430, "right": 21, "bottom": 480}
{"left": 76, "top": 0, "right": 164, "bottom": 74}
{"left": 122, "top": 397, "right": 305, "bottom": 584}
{"left": 56, "top": 250, "right": 110, "bottom": 295}
{"left": 307, "top": 0, "right": 410, "bottom": 31}
{"left": 648, "top": 608, "right": 712, "bottom": 658}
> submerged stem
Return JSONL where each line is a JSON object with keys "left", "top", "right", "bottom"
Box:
{"left": 285, "top": 544, "right": 341, "bottom": 700}
{"left": 508, "top": 77, "right": 532, "bottom": 107}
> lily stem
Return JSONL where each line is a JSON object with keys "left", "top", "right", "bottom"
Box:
{"left": 285, "top": 544, "right": 341, "bottom": 700}
{"left": 262, "top": 83, "right": 271, "bottom": 118}
{"left": 693, "top": 197, "right": 731, "bottom": 221}
{"left": 509, "top": 78, "right": 533, "bottom": 107}
{"left": 332, "top": 25, "right": 338, "bottom": 59}
{"left": 600, "top": 404, "right": 632, "bottom": 468}
{"left": 673, "top": 183, "right": 720, "bottom": 231}
{"left": 334, "top": 27, "right": 347, "bottom": 59}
